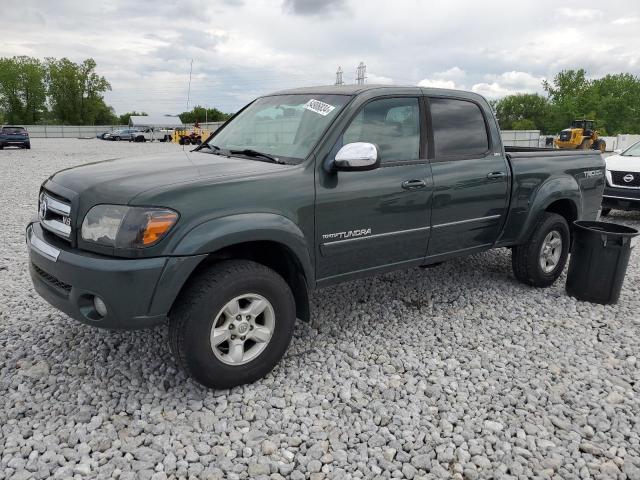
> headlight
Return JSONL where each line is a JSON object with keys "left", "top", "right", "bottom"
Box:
{"left": 81, "top": 205, "right": 178, "bottom": 248}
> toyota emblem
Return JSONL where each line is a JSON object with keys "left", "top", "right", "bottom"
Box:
{"left": 39, "top": 196, "right": 47, "bottom": 219}
{"left": 623, "top": 174, "right": 635, "bottom": 183}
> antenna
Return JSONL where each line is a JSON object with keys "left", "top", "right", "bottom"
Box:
{"left": 335, "top": 66, "right": 344, "bottom": 86}
{"left": 356, "top": 62, "right": 367, "bottom": 85}
{"left": 186, "top": 59, "right": 193, "bottom": 111}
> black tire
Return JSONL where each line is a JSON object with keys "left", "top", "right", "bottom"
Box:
{"left": 25, "top": 143, "right": 30, "bottom": 149}
{"left": 512, "top": 212, "right": 570, "bottom": 287}
{"left": 169, "top": 260, "right": 296, "bottom": 389}
{"left": 600, "top": 208, "right": 611, "bottom": 217}
{"left": 114, "top": 136, "right": 120, "bottom": 141}
{"left": 0, "top": 144, "right": 3, "bottom": 150}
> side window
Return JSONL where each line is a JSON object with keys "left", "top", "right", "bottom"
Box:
{"left": 429, "top": 98, "right": 489, "bottom": 157}
{"left": 343, "top": 97, "right": 420, "bottom": 162}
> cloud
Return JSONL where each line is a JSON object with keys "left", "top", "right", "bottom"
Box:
{"left": 2, "top": 0, "right": 639, "bottom": 114}
{"left": 417, "top": 78, "right": 458, "bottom": 89}
{"left": 555, "top": 7, "right": 602, "bottom": 20}
{"left": 282, "top": 0, "right": 347, "bottom": 16}
{"left": 612, "top": 16, "right": 638, "bottom": 25}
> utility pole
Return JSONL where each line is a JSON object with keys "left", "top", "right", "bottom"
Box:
{"left": 356, "top": 62, "right": 367, "bottom": 85}
{"left": 186, "top": 59, "right": 193, "bottom": 112}
{"left": 335, "top": 66, "right": 344, "bottom": 86}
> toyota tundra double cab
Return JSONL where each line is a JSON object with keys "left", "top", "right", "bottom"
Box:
{"left": 27, "top": 85, "right": 605, "bottom": 388}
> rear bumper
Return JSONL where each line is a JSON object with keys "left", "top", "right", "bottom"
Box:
{"left": 26, "top": 222, "right": 205, "bottom": 330}
{"left": 1, "top": 139, "right": 29, "bottom": 146}
{"left": 603, "top": 186, "right": 640, "bottom": 211}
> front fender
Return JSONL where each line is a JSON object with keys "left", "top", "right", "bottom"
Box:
{"left": 515, "top": 175, "right": 582, "bottom": 244}
{"left": 171, "top": 213, "right": 314, "bottom": 281}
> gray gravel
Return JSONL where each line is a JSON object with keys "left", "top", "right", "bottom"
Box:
{"left": 1, "top": 138, "right": 640, "bottom": 480}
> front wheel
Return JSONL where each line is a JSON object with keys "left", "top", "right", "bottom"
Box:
{"left": 169, "top": 260, "right": 296, "bottom": 389}
{"left": 512, "top": 212, "right": 570, "bottom": 287}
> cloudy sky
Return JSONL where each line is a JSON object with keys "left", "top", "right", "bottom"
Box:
{"left": 2, "top": 0, "right": 639, "bottom": 115}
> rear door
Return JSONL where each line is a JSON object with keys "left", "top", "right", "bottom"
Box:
{"left": 426, "top": 96, "right": 510, "bottom": 258}
{"left": 315, "top": 96, "right": 433, "bottom": 282}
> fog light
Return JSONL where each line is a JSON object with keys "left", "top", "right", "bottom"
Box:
{"left": 93, "top": 296, "right": 107, "bottom": 317}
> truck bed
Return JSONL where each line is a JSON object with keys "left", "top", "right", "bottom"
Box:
{"left": 497, "top": 147, "right": 605, "bottom": 246}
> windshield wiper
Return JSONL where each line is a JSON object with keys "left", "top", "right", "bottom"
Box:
{"left": 200, "top": 143, "right": 223, "bottom": 153}
{"left": 229, "top": 149, "right": 286, "bottom": 164}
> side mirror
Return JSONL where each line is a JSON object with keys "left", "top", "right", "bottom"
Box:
{"left": 614, "top": 148, "right": 623, "bottom": 154}
{"left": 333, "top": 142, "right": 380, "bottom": 171}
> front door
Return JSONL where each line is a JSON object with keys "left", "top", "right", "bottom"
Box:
{"left": 426, "top": 97, "right": 510, "bottom": 258}
{"left": 315, "top": 96, "right": 433, "bottom": 283}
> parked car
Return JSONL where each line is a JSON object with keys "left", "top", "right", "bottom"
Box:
{"left": 601, "top": 140, "right": 640, "bottom": 215}
{"left": 130, "top": 128, "right": 174, "bottom": 143}
{"left": 26, "top": 85, "right": 604, "bottom": 389}
{"left": 104, "top": 129, "right": 138, "bottom": 141}
{"left": 0, "top": 126, "right": 30, "bottom": 149}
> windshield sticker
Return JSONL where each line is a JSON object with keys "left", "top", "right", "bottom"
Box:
{"left": 304, "top": 99, "right": 336, "bottom": 116}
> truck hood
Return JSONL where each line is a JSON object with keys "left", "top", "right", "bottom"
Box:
{"left": 605, "top": 154, "right": 640, "bottom": 172}
{"left": 47, "top": 150, "right": 287, "bottom": 204}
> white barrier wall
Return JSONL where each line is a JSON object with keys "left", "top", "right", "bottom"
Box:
{"left": 21, "top": 125, "right": 127, "bottom": 138}
{"left": 500, "top": 130, "right": 541, "bottom": 147}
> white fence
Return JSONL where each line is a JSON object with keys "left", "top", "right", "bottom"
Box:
{"left": 21, "top": 123, "right": 226, "bottom": 138}
{"left": 500, "top": 130, "right": 541, "bottom": 147}
{"left": 22, "top": 125, "right": 128, "bottom": 138}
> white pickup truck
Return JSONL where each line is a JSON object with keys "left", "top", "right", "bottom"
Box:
{"left": 130, "top": 128, "right": 173, "bottom": 143}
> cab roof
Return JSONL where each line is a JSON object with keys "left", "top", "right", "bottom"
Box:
{"left": 268, "top": 84, "right": 488, "bottom": 102}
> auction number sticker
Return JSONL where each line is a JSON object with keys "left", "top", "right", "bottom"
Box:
{"left": 304, "top": 99, "right": 336, "bottom": 116}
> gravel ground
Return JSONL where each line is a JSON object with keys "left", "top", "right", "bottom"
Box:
{"left": 1, "top": 138, "right": 640, "bottom": 480}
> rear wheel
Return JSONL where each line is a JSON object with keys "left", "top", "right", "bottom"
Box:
{"left": 512, "top": 212, "right": 570, "bottom": 287}
{"left": 169, "top": 260, "right": 296, "bottom": 388}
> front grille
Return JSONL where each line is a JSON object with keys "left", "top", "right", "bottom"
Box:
{"left": 39, "top": 190, "right": 72, "bottom": 242}
{"left": 611, "top": 171, "right": 640, "bottom": 188}
{"left": 32, "top": 263, "right": 72, "bottom": 295}
{"left": 559, "top": 131, "right": 572, "bottom": 141}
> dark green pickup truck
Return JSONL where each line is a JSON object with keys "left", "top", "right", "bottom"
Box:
{"left": 27, "top": 85, "right": 605, "bottom": 388}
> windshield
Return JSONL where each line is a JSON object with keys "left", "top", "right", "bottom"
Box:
{"left": 622, "top": 141, "right": 640, "bottom": 156}
{"left": 204, "top": 94, "right": 351, "bottom": 163}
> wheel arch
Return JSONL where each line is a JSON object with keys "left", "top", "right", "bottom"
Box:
{"left": 162, "top": 213, "right": 313, "bottom": 322}
{"left": 515, "top": 177, "right": 582, "bottom": 245}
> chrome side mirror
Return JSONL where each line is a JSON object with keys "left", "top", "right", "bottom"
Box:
{"left": 333, "top": 142, "right": 380, "bottom": 171}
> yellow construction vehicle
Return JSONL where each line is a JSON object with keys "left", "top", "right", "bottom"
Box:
{"left": 554, "top": 119, "right": 606, "bottom": 152}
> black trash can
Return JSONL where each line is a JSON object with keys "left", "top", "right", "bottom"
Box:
{"left": 566, "top": 221, "right": 638, "bottom": 305}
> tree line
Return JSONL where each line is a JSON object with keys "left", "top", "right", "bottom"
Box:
{"left": 0, "top": 56, "right": 115, "bottom": 125}
{"left": 493, "top": 69, "right": 640, "bottom": 136}
{"left": 0, "top": 55, "right": 232, "bottom": 126}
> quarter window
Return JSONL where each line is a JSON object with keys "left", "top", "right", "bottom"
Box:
{"left": 430, "top": 98, "right": 489, "bottom": 157}
{"left": 343, "top": 97, "right": 420, "bottom": 162}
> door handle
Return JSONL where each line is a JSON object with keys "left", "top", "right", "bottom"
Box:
{"left": 487, "top": 171, "right": 507, "bottom": 180}
{"left": 402, "top": 179, "right": 427, "bottom": 190}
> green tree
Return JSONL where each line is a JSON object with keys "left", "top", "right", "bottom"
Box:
{"left": 0, "top": 56, "right": 47, "bottom": 124}
{"left": 46, "top": 57, "right": 112, "bottom": 124}
{"left": 494, "top": 93, "right": 550, "bottom": 132}
{"left": 179, "top": 105, "right": 231, "bottom": 124}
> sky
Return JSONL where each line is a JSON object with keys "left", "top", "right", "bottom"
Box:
{"left": 1, "top": 0, "right": 639, "bottom": 115}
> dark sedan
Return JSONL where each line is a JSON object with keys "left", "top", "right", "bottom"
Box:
{"left": 0, "top": 126, "right": 30, "bottom": 149}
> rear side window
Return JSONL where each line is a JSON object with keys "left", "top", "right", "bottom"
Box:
{"left": 429, "top": 98, "right": 489, "bottom": 157}
{"left": 343, "top": 97, "right": 420, "bottom": 162}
